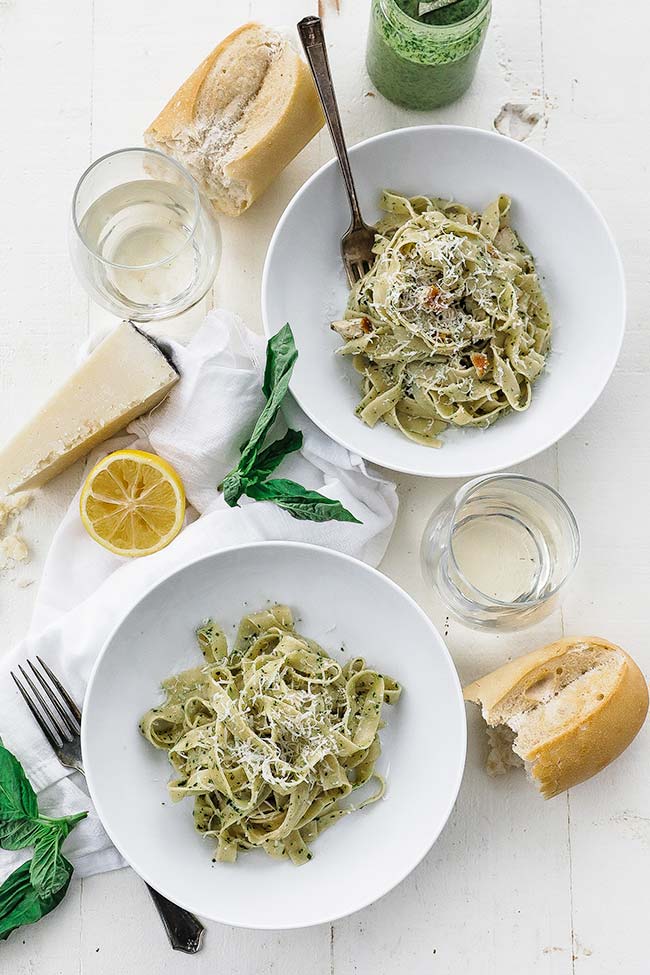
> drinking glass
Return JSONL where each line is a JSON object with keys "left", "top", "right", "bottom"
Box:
{"left": 70, "top": 148, "right": 221, "bottom": 321}
{"left": 420, "top": 474, "right": 580, "bottom": 629}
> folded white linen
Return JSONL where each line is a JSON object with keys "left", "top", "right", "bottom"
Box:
{"left": 0, "top": 310, "right": 398, "bottom": 881}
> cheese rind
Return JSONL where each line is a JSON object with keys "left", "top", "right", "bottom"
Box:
{"left": 0, "top": 323, "right": 179, "bottom": 495}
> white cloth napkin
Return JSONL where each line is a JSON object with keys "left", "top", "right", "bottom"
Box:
{"left": 0, "top": 310, "right": 398, "bottom": 882}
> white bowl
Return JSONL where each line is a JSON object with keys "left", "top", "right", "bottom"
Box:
{"left": 82, "top": 542, "right": 466, "bottom": 929}
{"left": 262, "top": 125, "right": 625, "bottom": 478}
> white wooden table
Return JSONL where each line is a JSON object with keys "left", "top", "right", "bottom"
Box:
{"left": 1, "top": 1, "right": 647, "bottom": 971}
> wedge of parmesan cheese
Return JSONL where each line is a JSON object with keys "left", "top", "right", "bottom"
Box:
{"left": 0, "top": 323, "right": 179, "bottom": 495}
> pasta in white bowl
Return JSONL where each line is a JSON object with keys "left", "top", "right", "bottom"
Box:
{"left": 262, "top": 125, "right": 625, "bottom": 477}
{"left": 82, "top": 542, "right": 466, "bottom": 928}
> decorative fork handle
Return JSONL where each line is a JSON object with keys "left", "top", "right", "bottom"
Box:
{"left": 75, "top": 755, "right": 204, "bottom": 952}
{"left": 144, "top": 884, "right": 205, "bottom": 953}
{"left": 298, "top": 16, "right": 365, "bottom": 230}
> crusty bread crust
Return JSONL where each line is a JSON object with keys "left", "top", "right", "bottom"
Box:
{"left": 144, "top": 23, "right": 324, "bottom": 216}
{"left": 221, "top": 55, "right": 323, "bottom": 205}
{"left": 464, "top": 637, "right": 649, "bottom": 799}
{"left": 463, "top": 636, "right": 593, "bottom": 713}
{"left": 145, "top": 24, "right": 255, "bottom": 144}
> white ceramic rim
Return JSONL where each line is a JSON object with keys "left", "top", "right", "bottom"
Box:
{"left": 81, "top": 541, "right": 467, "bottom": 929}
{"left": 261, "top": 124, "right": 626, "bottom": 478}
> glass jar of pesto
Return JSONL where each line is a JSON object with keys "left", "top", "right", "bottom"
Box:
{"left": 366, "top": 0, "right": 491, "bottom": 110}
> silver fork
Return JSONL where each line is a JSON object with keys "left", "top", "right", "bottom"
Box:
{"left": 11, "top": 656, "right": 204, "bottom": 954}
{"left": 298, "top": 16, "right": 376, "bottom": 286}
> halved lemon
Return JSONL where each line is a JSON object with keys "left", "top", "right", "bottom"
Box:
{"left": 80, "top": 450, "right": 185, "bottom": 557}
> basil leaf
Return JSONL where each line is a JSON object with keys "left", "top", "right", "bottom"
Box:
{"left": 30, "top": 830, "right": 69, "bottom": 898}
{"left": 0, "top": 809, "right": 86, "bottom": 853}
{"left": 244, "top": 428, "right": 303, "bottom": 484}
{"left": 246, "top": 479, "right": 362, "bottom": 524}
{"left": 0, "top": 742, "right": 85, "bottom": 940}
{"left": 219, "top": 324, "right": 362, "bottom": 526}
{"left": 222, "top": 428, "right": 302, "bottom": 506}
{"left": 42, "top": 855, "right": 70, "bottom": 900}
{"left": 0, "top": 861, "right": 38, "bottom": 940}
{"left": 0, "top": 856, "right": 72, "bottom": 942}
{"left": 237, "top": 327, "right": 297, "bottom": 477}
{"left": 221, "top": 326, "right": 299, "bottom": 505}
{"left": 262, "top": 323, "right": 298, "bottom": 399}
{"left": 0, "top": 819, "right": 50, "bottom": 852}
{"left": 0, "top": 744, "right": 38, "bottom": 823}
{"left": 221, "top": 470, "right": 243, "bottom": 507}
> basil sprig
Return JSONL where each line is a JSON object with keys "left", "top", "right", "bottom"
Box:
{"left": 0, "top": 860, "right": 72, "bottom": 942}
{"left": 0, "top": 740, "right": 86, "bottom": 941}
{"left": 245, "top": 479, "right": 357, "bottom": 522}
{"left": 221, "top": 324, "right": 361, "bottom": 525}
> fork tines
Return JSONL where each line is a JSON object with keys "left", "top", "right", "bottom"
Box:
{"left": 344, "top": 258, "right": 373, "bottom": 287}
{"left": 349, "top": 260, "right": 372, "bottom": 284}
{"left": 11, "top": 656, "right": 82, "bottom": 750}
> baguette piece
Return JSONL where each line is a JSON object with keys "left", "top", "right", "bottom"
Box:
{"left": 144, "top": 23, "right": 325, "bottom": 217}
{"left": 464, "top": 637, "right": 648, "bottom": 798}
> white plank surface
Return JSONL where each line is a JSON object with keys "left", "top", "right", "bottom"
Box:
{"left": 0, "top": 0, "right": 647, "bottom": 971}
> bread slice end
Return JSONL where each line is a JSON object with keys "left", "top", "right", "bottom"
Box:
{"left": 465, "top": 637, "right": 648, "bottom": 798}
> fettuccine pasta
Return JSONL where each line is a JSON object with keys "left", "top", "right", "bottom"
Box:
{"left": 140, "top": 605, "right": 401, "bottom": 865}
{"left": 331, "top": 191, "right": 551, "bottom": 447}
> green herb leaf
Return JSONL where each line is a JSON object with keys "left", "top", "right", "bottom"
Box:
{"left": 222, "top": 428, "right": 303, "bottom": 507}
{"left": 262, "top": 323, "right": 298, "bottom": 399}
{"left": 245, "top": 479, "right": 361, "bottom": 524}
{"left": 0, "top": 745, "right": 38, "bottom": 823}
{"left": 0, "top": 741, "right": 86, "bottom": 940}
{"left": 30, "top": 830, "right": 70, "bottom": 898}
{"left": 237, "top": 326, "right": 297, "bottom": 478}
{"left": 221, "top": 326, "right": 299, "bottom": 506}
{"left": 0, "top": 811, "right": 87, "bottom": 853}
{"left": 219, "top": 324, "right": 362, "bottom": 526}
{"left": 0, "top": 819, "right": 50, "bottom": 852}
{"left": 246, "top": 428, "right": 303, "bottom": 483}
{"left": 221, "top": 470, "right": 244, "bottom": 507}
{"left": 0, "top": 856, "right": 72, "bottom": 942}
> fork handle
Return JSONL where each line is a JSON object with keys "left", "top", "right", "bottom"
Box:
{"left": 145, "top": 883, "right": 205, "bottom": 953}
{"left": 74, "top": 759, "right": 203, "bottom": 952}
{"left": 298, "top": 16, "right": 365, "bottom": 230}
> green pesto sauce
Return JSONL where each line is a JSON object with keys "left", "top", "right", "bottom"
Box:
{"left": 366, "top": 0, "right": 491, "bottom": 110}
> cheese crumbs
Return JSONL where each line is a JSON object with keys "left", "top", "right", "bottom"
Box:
{"left": 0, "top": 493, "right": 32, "bottom": 572}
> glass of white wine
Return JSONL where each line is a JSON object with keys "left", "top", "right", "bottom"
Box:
{"left": 70, "top": 148, "right": 221, "bottom": 321}
{"left": 420, "top": 474, "right": 581, "bottom": 629}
